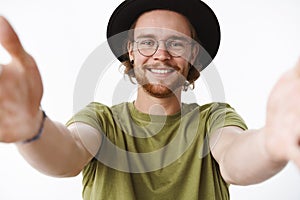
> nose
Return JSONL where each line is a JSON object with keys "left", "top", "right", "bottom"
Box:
{"left": 152, "top": 41, "right": 171, "bottom": 60}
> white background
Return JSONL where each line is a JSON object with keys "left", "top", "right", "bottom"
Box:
{"left": 0, "top": 0, "right": 300, "bottom": 199}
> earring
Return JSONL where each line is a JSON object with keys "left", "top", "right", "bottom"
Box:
{"left": 183, "top": 80, "right": 190, "bottom": 91}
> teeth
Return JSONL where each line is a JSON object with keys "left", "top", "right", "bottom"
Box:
{"left": 149, "top": 69, "right": 173, "bottom": 74}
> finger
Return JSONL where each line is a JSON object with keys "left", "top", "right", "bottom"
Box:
{"left": 0, "top": 64, "right": 3, "bottom": 81}
{"left": 288, "top": 144, "right": 300, "bottom": 169}
{"left": 0, "top": 64, "right": 3, "bottom": 76}
{"left": 0, "top": 64, "right": 7, "bottom": 81}
{"left": 0, "top": 16, "right": 26, "bottom": 59}
{"left": 292, "top": 57, "right": 300, "bottom": 77}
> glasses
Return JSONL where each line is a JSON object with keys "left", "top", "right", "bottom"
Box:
{"left": 134, "top": 38, "right": 193, "bottom": 57}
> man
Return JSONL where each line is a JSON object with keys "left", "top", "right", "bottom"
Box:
{"left": 0, "top": 0, "right": 299, "bottom": 199}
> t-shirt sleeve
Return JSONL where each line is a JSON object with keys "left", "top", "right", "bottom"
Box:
{"left": 205, "top": 102, "right": 248, "bottom": 134}
{"left": 66, "top": 102, "right": 110, "bottom": 133}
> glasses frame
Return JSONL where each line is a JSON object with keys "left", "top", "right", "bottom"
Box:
{"left": 133, "top": 38, "right": 194, "bottom": 57}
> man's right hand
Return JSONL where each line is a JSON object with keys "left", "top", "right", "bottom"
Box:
{"left": 0, "top": 16, "right": 43, "bottom": 143}
{"left": 0, "top": 16, "right": 100, "bottom": 177}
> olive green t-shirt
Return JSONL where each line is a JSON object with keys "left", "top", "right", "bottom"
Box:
{"left": 67, "top": 102, "right": 247, "bottom": 200}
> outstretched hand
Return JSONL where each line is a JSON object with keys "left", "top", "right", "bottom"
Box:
{"left": 265, "top": 59, "right": 300, "bottom": 168}
{"left": 0, "top": 16, "right": 43, "bottom": 143}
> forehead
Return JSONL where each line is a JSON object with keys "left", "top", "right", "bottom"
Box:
{"left": 134, "top": 10, "right": 192, "bottom": 38}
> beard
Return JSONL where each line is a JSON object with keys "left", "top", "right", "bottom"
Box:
{"left": 142, "top": 83, "right": 174, "bottom": 98}
{"left": 134, "top": 63, "right": 186, "bottom": 98}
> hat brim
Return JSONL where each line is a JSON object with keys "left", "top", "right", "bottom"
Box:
{"left": 107, "top": 0, "right": 221, "bottom": 70}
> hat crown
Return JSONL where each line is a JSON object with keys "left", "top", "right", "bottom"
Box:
{"left": 107, "top": 0, "right": 220, "bottom": 70}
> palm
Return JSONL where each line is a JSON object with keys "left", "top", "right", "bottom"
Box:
{"left": 0, "top": 16, "right": 43, "bottom": 142}
{"left": 265, "top": 59, "right": 300, "bottom": 167}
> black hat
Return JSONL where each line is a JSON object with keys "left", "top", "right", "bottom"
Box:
{"left": 107, "top": 0, "right": 220, "bottom": 70}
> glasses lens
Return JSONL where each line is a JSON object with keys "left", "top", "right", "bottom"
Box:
{"left": 137, "top": 39, "right": 157, "bottom": 56}
{"left": 166, "top": 39, "right": 187, "bottom": 57}
{"left": 136, "top": 38, "right": 191, "bottom": 57}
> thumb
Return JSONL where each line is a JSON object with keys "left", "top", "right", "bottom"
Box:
{"left": 292, "top": 57, "right": 300, "bottom": 77}
{"left": 0, "top": 16, "right": 26, "bottom": 60}
{"left": 295, "top": 57, "right": 300, "bottom": 76}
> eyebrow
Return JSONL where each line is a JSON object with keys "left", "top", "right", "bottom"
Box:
{"left": 135, "top": 34, "right": 191, "bottom": 42}
{"left": 135, "top": 34, "right": 156, "bottom": 40}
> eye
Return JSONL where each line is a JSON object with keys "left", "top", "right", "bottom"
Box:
{"left": 168, "top": 40, "right": 185, "bottom": 48}
{"left": 139, "top": 39, "right": 156, "bottom": 47}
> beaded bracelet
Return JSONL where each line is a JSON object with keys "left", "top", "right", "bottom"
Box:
{"left": 22, "top": 110, "right": 47, "bottom": 144}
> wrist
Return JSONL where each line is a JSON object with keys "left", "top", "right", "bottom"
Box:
{"left": 22, "top": 109, "right": 47, "bottom": 144}
{"left": 260, "top": 127, "right": 288, "bottom": 167}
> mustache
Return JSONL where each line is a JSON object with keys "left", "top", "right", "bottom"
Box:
{"left": 142, "top": 63, "right": 180, "bottom": 71}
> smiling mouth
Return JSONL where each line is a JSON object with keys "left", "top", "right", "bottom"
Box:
{"left": 147, "top": 68, "right": 175, "bottom": 74}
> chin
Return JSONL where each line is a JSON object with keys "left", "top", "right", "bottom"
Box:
{"left": 143, "top": 84, "right": 180, "bottom": 98}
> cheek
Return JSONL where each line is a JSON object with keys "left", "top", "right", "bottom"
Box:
{"left": 133, "top": 53, "right": 148, "bottom": 66}
{"left": 177, "top": 60, "right": 190, "bottom": 76}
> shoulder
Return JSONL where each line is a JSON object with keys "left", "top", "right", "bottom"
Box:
{"left": 200, "top": 102, "right": 234, "bottom": 112}
{"left": 182, "top": 102, "right": 236, "bottom": 116}
{"left": 199, "top": 102, "right": 248, "bottom": 132}
{"left": 67, "top": 102, "right": 128, "bottom": 130}
{"left": 80, "top": 102, "right": 128, "bottom": 115}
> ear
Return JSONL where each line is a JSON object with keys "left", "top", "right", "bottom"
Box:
{"left": 127, "top": 41, "right": 134, "bottom": 61}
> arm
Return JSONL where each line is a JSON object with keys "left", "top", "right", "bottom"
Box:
{"left": 211, "top": 59, "right": 300, "bottom": 185}
{"left": 0, "top": 16, "right": 101, "bottom": 177}
{"left": 210, "top": 126, "right": 286, "bottom": 185}
{"left": 17, "top": 120, "right": 101, "bottom": 177}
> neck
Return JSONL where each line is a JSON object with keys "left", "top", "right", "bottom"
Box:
{"left": 134, "top": 86, "right": 182, "bottom": 115}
